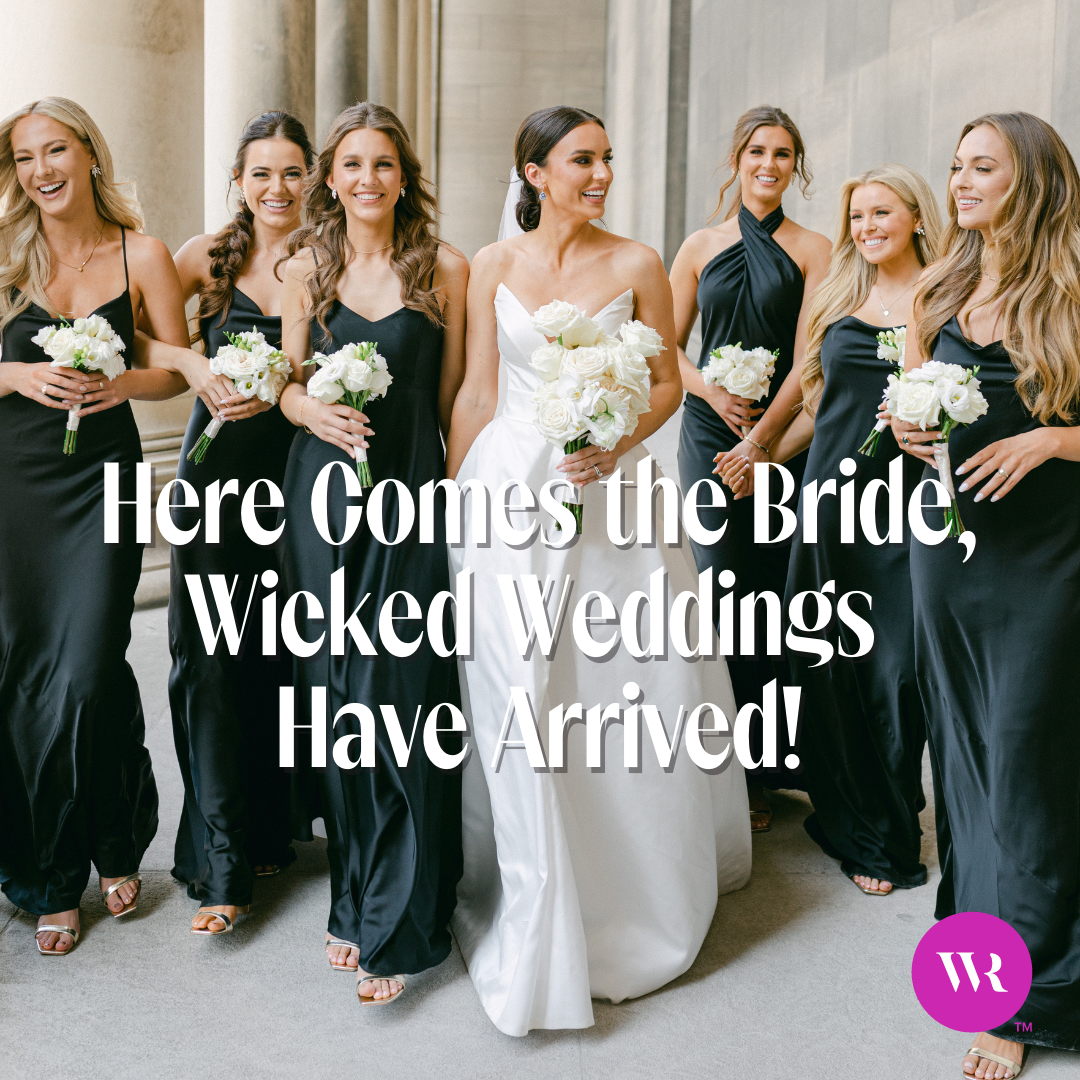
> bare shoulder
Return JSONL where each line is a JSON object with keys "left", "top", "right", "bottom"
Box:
{"left": 468, "top": 239, "right": 516, "bottom": 295}
{"left": 435, "top": 242, "right": 469, "bottom": 281}
{"left": 917, "top": 259, "right": 943, "bottom": 282}
{"left": 283, "top": 246, "right": 318, "bottom": 283}
{"left": 787, "top": 219, "right": 832, "bottom": 259}
{"left": 124, "top": 231, "right": 178, "bottom": 277}
{"left": 172, "top": 233, "right": 217, "bottom": 282}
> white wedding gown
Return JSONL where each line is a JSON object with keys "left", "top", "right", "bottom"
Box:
{"left": 449, "top": 283, "right": 752, "bottom": 1037}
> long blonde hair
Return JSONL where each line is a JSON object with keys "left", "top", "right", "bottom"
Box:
{"left": 917, "top": 112, "right": 1080, "bottom": 423}
{"left": 710, "top": 105, "right": 812, "bottom": 223}
{"left": 0, "top": 97, "right": 143, "bottom": 333}
{"left": 800, "top": 165, "right": 943, "bottom": 415}
{"left": 284, "top": 102, "right": 441, "bottom": 338}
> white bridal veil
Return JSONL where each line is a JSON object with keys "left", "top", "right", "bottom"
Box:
{"left": 497, "top": 167, "right": 525, "bottom": 241}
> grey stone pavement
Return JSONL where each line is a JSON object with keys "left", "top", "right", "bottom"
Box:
{"left": 2, "top": 415, "right": 1076, "bottom": 1079}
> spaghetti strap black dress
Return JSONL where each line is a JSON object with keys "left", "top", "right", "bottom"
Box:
{"left": 785, "top": 317, "right": 927, "bottom": 888}
{"left": 910, "top": 316, "right": 1080, "bottom": 1050}
{"left": 168, "top": 287, "right": 297, "bottom": 907}
{"left": 0, "top": 228, "right": 157, "bottom": 915}
{"left": 279, "top": 298, "right": 461, "bottom": 975}
{"left": 678, "top": 204, "right": 806, "bottom": 783}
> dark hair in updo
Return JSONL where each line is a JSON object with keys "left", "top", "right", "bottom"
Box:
{"left": 513, "top": 105, "right": 605, "bottom": 232}
{"left": 195, "top": 110, "right": 315, "bottom": 345}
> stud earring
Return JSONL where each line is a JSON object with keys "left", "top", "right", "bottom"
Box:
{"left": 400, "top": 186, "right": 406, "bottom": 198}
{"left": 331, "top": 189, "right": 338, "bottom": 200}
{"left": 91, "top": 165, "right": 102, "bottom": 179}
{"left": 237, "top": 188, "right": 246, "bottom": 206}
{"left": 915, "top": 225, "right": 925, "bottom": 236}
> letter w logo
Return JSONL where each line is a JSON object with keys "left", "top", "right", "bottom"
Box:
{"left": 937, "top": 952, "right": 1007, "bottom": 993}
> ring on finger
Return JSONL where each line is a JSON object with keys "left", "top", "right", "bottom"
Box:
{"left": 592, "top": 464, "right": 602, "bottom": 479}
{"left": 996, "top": 467, "right": 1010, "bottom": 479}
{"left": 902, "top": 436, "right": 909, "bottom": 445}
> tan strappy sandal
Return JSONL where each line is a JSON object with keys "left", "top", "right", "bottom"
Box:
{"left": 101, "top": 873, "right": 141, "bottom": 918}
{"left": 965, "top": 1044, "right": 1024, "bottom": 1078}
{"left": 357, "top": 973, "right": 407, "bottom": 1006}
{"left": 35, "top": 924, "right": 80, "bottom": 955}
{"left": 190, "top": 906, "right": 249, "bottom": 935}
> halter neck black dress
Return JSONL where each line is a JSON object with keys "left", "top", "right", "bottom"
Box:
{"left": 280, "top": 298, "right": 461, "bottom": 975}
{"left": 0, "top": 229, "right": 158, "bottom": 915}
{"left": 785, "top": 318, "right": 927, "bottom": 888}
{"left": 168, "top": 287, "right": 297, "bottom": 907}
{"left": 911, "top": 317, "right": 1080, "bottom": 1051}
{"left": 678, "top": 204, "right": 806, "bottom": 783}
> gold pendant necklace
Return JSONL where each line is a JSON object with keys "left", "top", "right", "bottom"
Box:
{"left": 50, "top": 222, "right": 105, "bottom": 273}
{"left": 875, "top": 277, "right": 918, "bottom": 318}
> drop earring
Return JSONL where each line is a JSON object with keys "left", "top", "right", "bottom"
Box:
{"left": 237, "top": 188, "right": 246, "bottom": 206}
{"left": 400, "top": 187, "right": 406, "bottom": 198}
{"left": 538, "top": 188, "right": 546, "bottom": 201}
{"left": 331, "top": 189, "right": 338, "bottom": 200}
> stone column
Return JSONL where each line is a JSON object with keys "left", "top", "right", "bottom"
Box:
{"left": 316, "top": 0, "right": 369, "bottom": 146}
{"left": 203, "top": 0, "right": 316, "bottom": 233}
{"left": 368, "top": 0, "right": 399, "bottom": 110}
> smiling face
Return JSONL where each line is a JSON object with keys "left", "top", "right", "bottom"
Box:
{"left": 950, "top": 123, "right": 1014, "bottom": 233}
{"left": 734, "top": 125, "right": 795, "bottom": 205}
{"left": 848, "top": 182, "right": 919, "bottom": 265}
{"left": 524, "top": 122, "right": 612, "bottom": 222}
{"left": 11, "top": 112, "right": 97, "bottom": 220}
{"left": 237, "top": 136, "right": 306, "bottom": 230}
{"left": 329, "top": 126, "right": 404, "bottom": 225}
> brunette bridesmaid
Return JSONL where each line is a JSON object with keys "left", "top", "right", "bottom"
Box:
{"left": 0, "top": 98, "right": 190, "bottom": 953}
{"left": 895, "top": 112, "right": 1080, "bottom": 1079}
{"left": 670, "top": 105, "right": 830, "bottom": 828}
{"left": 278, "top": 103, "right": 467, "bottom": 1004}
{"left": 143, "top": 112, "right": 314, "bottom": 935}
{"left": 745, "top": 166, "right": 941, "bottom": 896}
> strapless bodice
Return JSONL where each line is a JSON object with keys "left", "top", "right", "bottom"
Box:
{"left": 493, "top": 283, "right": 636, "bottom": 422}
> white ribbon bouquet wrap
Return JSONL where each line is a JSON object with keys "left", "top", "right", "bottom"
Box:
{"left": 878, "top": 358, "right": 989, "bottom": 537}
{"left": 528, "top": 300, "right": 660, "bottom": 534}
{"left": 31, "top": 315, "right": 126, "bottom": 454}
{"left": 858, "top": 328, "right": 906, "bottom": 457}
{"left": 700, "top": 342, "right": 777, "bottom": 436}
{"left": 187, "top": 327, "right": 291, "bottom": 463}
{"left": 303, "top": 340, "right": 392, "bottom": 488}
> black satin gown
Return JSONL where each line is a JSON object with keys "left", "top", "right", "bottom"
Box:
{"left": 678, "top": 204, "right": 806, "bottom": 783}
{"left": 0, "top": 231, "right": 158, "bottom": 915}
{"left": 911, "top": 317, "right": 1080, "bottom": 1050}
{"left": 280, "top": 299, "right": 461, "bottom": 975}
{"left": 168, "top": 288, "right": 297, "bottom": 906}
{"left": 786, "top": 318, "right": 927, "bottom": 887}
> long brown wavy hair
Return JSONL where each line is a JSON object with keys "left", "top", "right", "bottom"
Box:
{"left": 285, "top": 102, "right": 441, "bottom": 336}
{"left": 0, "top": 97, "right": 143, "bottom": 334}
{"left": 710, "top": 105, "right": 812, "bottom": 223}
{"left": 195, "top": 111, "right": 314, "bottom": 346}
{"left": 917, "top": 112, "right": 1080, "bottom": 423}
{"left": 800, "top": 165, "right": 942, "bottom": 415}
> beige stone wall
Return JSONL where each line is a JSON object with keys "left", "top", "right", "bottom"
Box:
{"left": 684, "top": 0, "right": 1072, "bottom": 243}
{"left": 436, "top": 0, "right": 607, "bottom": 258}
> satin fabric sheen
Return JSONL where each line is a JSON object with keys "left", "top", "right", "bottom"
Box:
{"left": 280, "top": 300, "right": 461, "bottom": 975}
{"left": 911, "top": 317, "right": 1080, "bottom": 1050}
{"left": 677, "top": 204, "right": 806, "bottom": 783}
{"left": 785, "top": 317, "right": 927, "bottom": 888}
{"left": 167, "top": 288, "right": 297, "bottom": 906}
{"left": 0, "top": 254, "right": 157, "bottom": 913}
{"left": 449, "top": 284, "right": 752, "bottom": 1036}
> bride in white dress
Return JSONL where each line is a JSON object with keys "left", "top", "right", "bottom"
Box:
{"left": 446, "top": 106, "right": 751, "bottom": 1037}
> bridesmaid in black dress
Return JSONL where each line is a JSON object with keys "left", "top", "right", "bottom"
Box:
{"left": 0, "top": 98, "right": 190, "bottom": 953}
{"left": 755, "top": 166, "right": 941, "bottom": 896}
{"left": 278, "top": 103, "right": 468, "bottom": 1004}
{"left": 142, "top": 112, "right": 315, "bottom": 935}
{"left": 671, "top": 105, "right": 830, "bottom": 827}
{"left": 895, "top": 113, "right": 1080, "bottom": 1079}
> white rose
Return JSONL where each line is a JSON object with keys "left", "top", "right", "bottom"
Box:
{"left": 618, "top": 320, "right": 665, "bottom": 357}
{"left": 938, "top": 379, "right": 989, "bottom": 425}
{"left": 909, "top": 360, "right": 967, "bottom": 384}
{"left": 343, "top": 359, "right": 374, "bottom": 393}
{"left": 724, "top": 364, "right": 765, "bottom": 400}
{"left": 743, "top": 348, "right": 776, "bottom": 378}
{"left": 894, "top": 380, "right": 941, "bottom": 430}
{"left": 605, "top": 341, "right": 650, "bottom": 384}
{"left": 366, "top": 366, "right": 393, "bottom": 397}
{"left": 563, "top": 345, "right": 609, "bottom": 380}
{"left": 529, "top": 342, "right": 568, "bottom": 381}
{"left": 535, "top": 394, "right": 585, "bottom": 446}
{"left": 882, "top": 372, "right": 904, "bottom": 414}
{"left": 45, "top": 327, "right": 81, "bottom": 366}
{"left": 531, "top": 300, "right": 601, "bottom": 347}
{"left": 306, "top": 359, "right": 348, "bottom": 403}
{"left": 31, "top": 325, "right": 58, "bottom": 349}
{"left": 702, "top": 351, "right": 735, "bottom": 385}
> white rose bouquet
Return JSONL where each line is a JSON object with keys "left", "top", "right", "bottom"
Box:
{"left": 529, "top": 300, "right": 660, "bottom": 533}
{"left": 31, "top": 315, "right": 126, "bottom": 454}
{"left": 700, "top": 342, "right": 777, "bottom": 435}
{"left": 187, "top": 327, "right": 292, "bottom": 464}
{"left": 858, "top": 328, "right": 907, "bottom": 457}
{"left": 874, "top": 356, "right": 989, "bottom": 536}
{"left": 302, "top": 340, "right": 392, "bottom": 487}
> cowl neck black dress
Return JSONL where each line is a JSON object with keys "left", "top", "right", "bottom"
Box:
{"left": 0, "top": 229, "right": 158, "bottom": 914}
{"left": 911, "top": 316, "right": 1080, "bottom": 1051}
{"left": 678, "top": 204, "right": 806, "bottom": 784}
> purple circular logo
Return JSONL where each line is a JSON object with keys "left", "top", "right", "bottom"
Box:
{"left": 911, "top": 912, "right": 1032, "bottom": 1032}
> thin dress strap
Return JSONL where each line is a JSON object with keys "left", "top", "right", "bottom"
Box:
{"left": 120, "top": 226, "right": 129, "bottom": 291}
{"left": 429, "top": 244, "right": 438, "bottom": 289}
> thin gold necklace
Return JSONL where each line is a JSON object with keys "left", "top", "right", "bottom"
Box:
{"left": 355, "top": 243, "right": 393, "bottom": 255}
{"left": 874, "top": 276, "right": 919, "bottom": 318}
{"left": 50, "top": 221, "right": 105, "bottom": 273}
